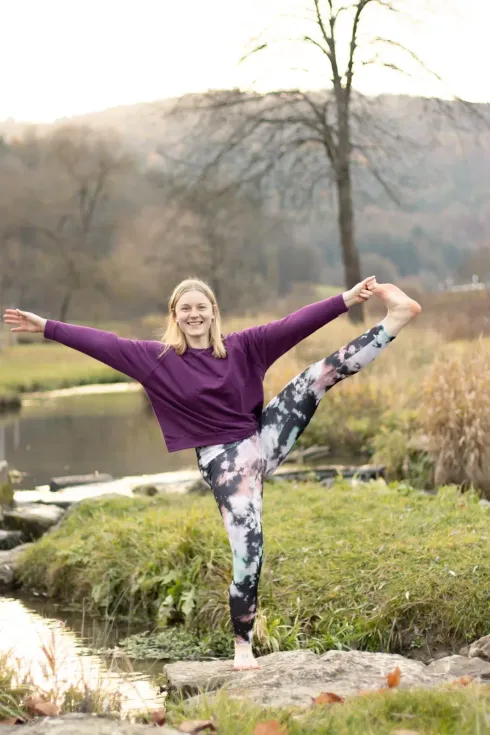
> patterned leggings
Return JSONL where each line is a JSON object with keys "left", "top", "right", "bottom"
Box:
{"left": 196, "top": 323, "right": 394, "bottom": 644}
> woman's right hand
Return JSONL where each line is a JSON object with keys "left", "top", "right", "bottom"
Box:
{"left": 2, "top": 309, "right": 47, "bottom": 334}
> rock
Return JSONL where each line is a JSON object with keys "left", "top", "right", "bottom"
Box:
{"left": 3, "top": 504, "right": 64, "bottom": 539}
{"left": 459, "top": 645, "right": 470, "bottom": 656}
{"left": 0, "top": 529, "right": 24, "bottom": 550}
{"left": 469, "top": 634, "right": 490, "bottom": 661}
{"left": 165, "top": 649, "right": 452, "bottom": 709}
{"left": 187, "top": 478, "right": 210, "bottom": 495}
{"left": 0, "top": 543, "right": 33, "bottom": 591}
{"left": 0, "top": 460, "right": 13, "bottom": 506}
{"left": 426, "top": 654, "right": 490, "bottom": 679}
{"left": 132, "top": 484, "right": 159, "bottom": 497}
{"left": 0, "top": 713, "right": 181, "bottom": 734}
{"left": 49, "top": 473, "right": 114, "bottom": 492}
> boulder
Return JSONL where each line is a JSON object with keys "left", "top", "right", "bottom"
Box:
{"left": 469, "top": 634, "right": 490, "bottom": 661}
{"left": 0, "top": 529, "right": 24, "bottom": 550}
{"left": 0, "top": 713, "right": 181, "bottom": 735}
{"left": 165, "top": 649, "right": 453, "bottom": 709}
{"left": 0, "top": 460, "right": 13, "bottom": 506}
{"left": 3, "top": 504, "right": 64, "bottom": 539}
{"left": 0, "top": 543, "right": 33, "bottom": 592}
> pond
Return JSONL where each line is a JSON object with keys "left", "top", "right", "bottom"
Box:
{"left": 0, "top": 593, "right": 166, "bottom": 715}
{"left": 0, "top": 387, "right": 196, "bottom": 488}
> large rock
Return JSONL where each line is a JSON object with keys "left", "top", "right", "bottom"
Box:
{"left": 0, "top": 528, "right": 24, "bottom": 550}
{"left": 0, "top": 459, "right": 13, "bottom": 506}
{"left": 0, "top": 713, "right": 181, "bottom": 735}
{"left": 469, "top": 634, "right": 490, "bottom": 661}
{"left": 3, "top": 504, "right": 64, "bottom": 539}
{"left": 165, "top": 649, "right": 490, "bottom": 710}
{"left": 0, "top": 543, "right": 33, "bottom": 591}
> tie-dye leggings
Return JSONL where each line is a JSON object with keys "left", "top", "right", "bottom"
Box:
{"left": 196, "top": 323, "right": 395, "bottom": 645}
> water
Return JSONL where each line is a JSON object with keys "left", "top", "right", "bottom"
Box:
{"left": 0, "top": 388, "right": 195, "bottom": 488}
{"left": 0, "top": 594, "right": 166, "bottom": 715}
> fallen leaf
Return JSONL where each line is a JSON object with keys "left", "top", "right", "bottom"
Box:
{"left": 313, "top": 691, "right": 345, "bottom": 705}
{"left": 387, "top": 666, "right": 402, "bottom": 688}
{"left": 151, "top": 708, "right": 167, "bottom": 726}
{"left": 458, "top": 675, "right": 474, "bottom": 687}
{"left": 252, "top": 721, "right": 287, "bottom": 735}
{"left": 178, "top": 720, "right": 216, "bottom": 733}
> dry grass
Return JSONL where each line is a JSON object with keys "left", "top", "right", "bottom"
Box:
{"left": 422, "top": 342, "right": 490, "bottom": 496}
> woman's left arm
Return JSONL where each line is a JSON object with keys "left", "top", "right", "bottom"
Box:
{"left": 238, "top": 293, "right": 348, "bottom": 370}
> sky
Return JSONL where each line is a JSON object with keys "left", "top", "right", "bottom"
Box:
{"left": 2, "top": 0, "right": 489, "bottom": 123}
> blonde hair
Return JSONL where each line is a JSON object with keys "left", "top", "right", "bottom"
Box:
{"left": 160, "top": 278, "right": 227, "bottom": 358}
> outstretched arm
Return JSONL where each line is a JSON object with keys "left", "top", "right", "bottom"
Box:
{"left": 3, "top": 309, "right": 158, "bottom": 384}
{"left": 237, "top": 277, "right": 376, "bottom": 370}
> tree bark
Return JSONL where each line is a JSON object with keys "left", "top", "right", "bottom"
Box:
{"left": 336, "top": 165, "right": 363, "bottom": 323}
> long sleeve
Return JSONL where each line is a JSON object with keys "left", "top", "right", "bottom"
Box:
{"left": 236, "top": 293, "right": 348, "bottom": 370}
{"left": 43, "top": 320, "right": 160, "bottom": 384}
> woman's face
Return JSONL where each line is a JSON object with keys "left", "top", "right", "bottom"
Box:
{"left": 174, "top": 289, "right": 215, "bottom": 344}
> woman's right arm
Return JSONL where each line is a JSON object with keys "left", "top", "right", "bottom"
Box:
{"left": 3, "top": 309, "right": 158, "bottom": 383}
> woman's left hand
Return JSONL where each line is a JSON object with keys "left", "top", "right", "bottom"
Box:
{"left": 342, "top": 276, "right": 377, "bottom": 308}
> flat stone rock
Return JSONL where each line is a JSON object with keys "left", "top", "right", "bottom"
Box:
{"left": 426, "top": 654, "right": 490, "bottom": 678}
{"left": 3, "top": 504, "right": 64, "bottom": 539}
{"left": 0, "top": 543, "right": 33, "bottom": 591}
{"left": 0, "top": 713, "right": 181, "bottom": 734}
{"left": 0, "top": 528, "right": 24, "bottom": 550}
{"left": 165, "top": 649, "right": 456, "bottom": 709}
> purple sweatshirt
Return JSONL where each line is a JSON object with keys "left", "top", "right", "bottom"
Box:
{"left": 44, "top": 293, "right": 348, "bottom": 452}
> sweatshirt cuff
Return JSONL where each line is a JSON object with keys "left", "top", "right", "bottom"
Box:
{"left": 44, "top": 320, "right": 58, "bottom": 340}
{"left": 336, "top": 292, "right": 349, "bottom": 313}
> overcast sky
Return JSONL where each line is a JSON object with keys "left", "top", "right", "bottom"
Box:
{"left": 2, "top": 0, "right": 488, "bottom": 122}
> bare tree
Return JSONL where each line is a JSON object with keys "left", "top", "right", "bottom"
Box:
{"left": 171, "top": 0, "right": 482, "bottom": 321}
{"left": 36, "top": 126, "right": 134, "bottom": 321}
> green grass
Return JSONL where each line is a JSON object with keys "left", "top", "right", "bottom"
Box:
{"left": 17, "top": 480, "right": 490, "bottom": 656}
{"left": 0, "top": 342, "right": 132, "bottom": 394}
{"left": 167, "top": 686, "right": 490, "bottom": 735}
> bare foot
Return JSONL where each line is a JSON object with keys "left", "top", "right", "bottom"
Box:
{"left": 373, "top": 283, "right": 422, "bottom": 336}
{"left": 233, "top": 643, "right": 260, "bottom": 671}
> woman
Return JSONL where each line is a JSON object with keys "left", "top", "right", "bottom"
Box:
{"left": 3, "top": 277, "right": 421, "bottom": 670}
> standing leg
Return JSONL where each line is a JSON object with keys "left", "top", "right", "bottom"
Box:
{"left": 197, "top": 434, "right": 265, "bottom": 670}
{"left": 260, "top": 283, "right": 421, "bottom": 474}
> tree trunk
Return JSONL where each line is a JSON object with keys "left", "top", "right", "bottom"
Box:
{"left": 336, "top": 164, "right": 363, "bottom": 323}
{"left": 59, "top": 289, "right": 73, "bottom": 323}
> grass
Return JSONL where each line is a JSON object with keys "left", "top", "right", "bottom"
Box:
{"left": 0, "top": 341, "right": 132, "bottom": 394}
{"left": 17, "top": 480, "right": 490, "bottom": 657}
{"left": 167, "top": 685, "right": 490, "bottom": 735}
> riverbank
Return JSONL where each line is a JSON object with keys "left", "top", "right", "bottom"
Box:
{"left": 15, "top": 478, "right": 490, "bottom": 657}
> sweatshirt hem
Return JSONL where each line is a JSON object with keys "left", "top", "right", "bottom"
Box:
{"left": 165, "top": 427, "right": 258, "bottom": 453}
